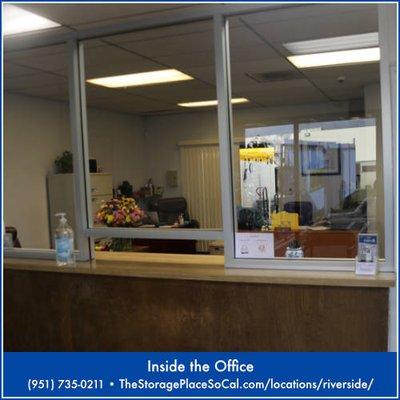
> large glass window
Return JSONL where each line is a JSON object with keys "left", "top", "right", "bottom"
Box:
{"left": 229, "top": 4, "right": 384, "bottom": 260}
{"left": 3, "top": 4, "right": 394, "bottom": 269}
{"left": 3, "top": 44, "right": 75, "bottom": 250}
{"left": 82, "top": 20, "right": 222, "bottom": 255}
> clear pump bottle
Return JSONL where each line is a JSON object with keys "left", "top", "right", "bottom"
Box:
{"left": 54, "top": 213, "right": 75, "bottom": 266}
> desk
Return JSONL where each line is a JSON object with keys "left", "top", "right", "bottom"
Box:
{"left": 273, "top": 229, "right": 358, "bottom": 258}
{"left": 133, "top": 238, "right": 197, "bottom": 254}
{"left": 228, "top": 229, "right": 358, "bottom": 258}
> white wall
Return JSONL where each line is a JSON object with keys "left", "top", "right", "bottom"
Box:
{"left": 4, "top": 93, "right": 146, "bottom": 249}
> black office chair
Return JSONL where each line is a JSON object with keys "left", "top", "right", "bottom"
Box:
{"left": 328, "top": 199, "right": 368, "bottom": 231}
{"left": 284, "top": 201, "right": 313, "bottom": 226}
{"left": 157, "top": 197, "right": 199, "bottom": 228}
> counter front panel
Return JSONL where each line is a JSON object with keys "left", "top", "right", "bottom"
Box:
{"left": 4, "top": 257, "right": 392, "bottom": 352}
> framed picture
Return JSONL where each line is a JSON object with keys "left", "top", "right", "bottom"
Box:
{"left": 301, "top": 143, "right": 341, "bottom": 176}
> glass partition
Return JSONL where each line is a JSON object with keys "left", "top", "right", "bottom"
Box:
{"left": 82, "top": 20, "right": 223, "bottom": 255}
{"left": 228, "top": 4, "right": 384, "bottom": 260}
{"left": 3, "top": 44, "right": 75, "bottom": 250}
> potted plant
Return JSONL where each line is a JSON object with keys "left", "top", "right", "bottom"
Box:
{"left": 55, "top": 151, "right": 73, "bottom": 173}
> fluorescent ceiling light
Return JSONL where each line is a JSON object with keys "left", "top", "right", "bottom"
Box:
{"left": 288, "top": 47, "right": 380, "bottom": 69}
{"left": 87, "top": 69, "right": 193, "bottom": 88}
{"left": 284, "top": 32, "right": 379, "bottom": 55}
{"left": 178, "top": 98, "right": 249, "bottom": 107}
{"left": 3, "top": 4, "right": 61, "bottom": 36}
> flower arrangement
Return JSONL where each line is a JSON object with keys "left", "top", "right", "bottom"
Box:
{"left": 96, "top": 197, "right": 145, "bottom": 227}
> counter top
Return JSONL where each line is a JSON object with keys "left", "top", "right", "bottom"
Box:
{"left": 4, "top": 252, "right": 396, "bottom": 288}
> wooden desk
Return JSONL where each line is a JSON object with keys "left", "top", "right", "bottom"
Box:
{"left": 273, "top": 229, "right": 358, "bottom": 258}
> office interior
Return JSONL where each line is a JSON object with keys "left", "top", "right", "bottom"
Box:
{"left": 3, "top": 3, "right": 397, "bottom": 352}
{"left": 4, "top": 4, "right": 387, "bottom": 259}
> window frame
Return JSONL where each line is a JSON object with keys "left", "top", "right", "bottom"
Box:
{"left": 218, "top": 6, "right": 396, "bottom": 272}
{"left": 4, "top": 4, "right": 396, "bottom": 272}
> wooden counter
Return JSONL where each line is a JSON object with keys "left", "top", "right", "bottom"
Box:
{"left": 4, "top": 252, "right": 395, "bottom": 288}
{"left": 4, "top": 254, "right": 395, "bottom": 352}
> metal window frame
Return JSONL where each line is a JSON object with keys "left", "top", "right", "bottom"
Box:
{"left": 74, "top": 5, "right": 301, "bottom": 254}
{"left": 217, "top": 5, "right": 396, "bottom": 272}
{"left": 4, "top": 4, "right": 281, "bottom": 261}
{"left": 5, "top": 39, "right": 94, "bottom": 261}
{"left": 4, "top": 4, "right": 396, "bottom": 272}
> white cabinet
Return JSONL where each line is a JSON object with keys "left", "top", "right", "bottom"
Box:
{"left": 47, "top": 173, "right": 113, "bottom": 248}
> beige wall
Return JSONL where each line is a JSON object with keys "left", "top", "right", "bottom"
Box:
{"left": 4, "top": 94, "right": 71, "bottom": 249}
{"left": 87, "top": 108, "right": 147, "bottom": 188}
{"left": 4, "top": 93, "right": 146, "bottom": 249}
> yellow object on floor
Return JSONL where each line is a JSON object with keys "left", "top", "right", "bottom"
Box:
{"left": 271, "top": 211, "right": 299, "bottom": 230}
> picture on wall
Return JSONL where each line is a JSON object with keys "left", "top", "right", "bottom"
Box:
{"left": 300, "top": 142, "right": 341, "bottom": 176}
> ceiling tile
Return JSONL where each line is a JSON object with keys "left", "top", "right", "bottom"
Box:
{"left": 5, "top": 72, "right": 67, "bottom": 91}
{"left": 16, "top": 4, "right": 194, "bottom": 28}
{"left": 84, "top": 43, "right": 161, "bottom": 78}
{"left": 247, "top": 9, "right": 378, "bottom": 46}
{"left": 7, "top": 83, "right": 69, "bottom": 101}
{"left": 302, "top": 63, "right": 380, "bottom": 81}
{"left": 115, "top": 30, "right": 214, "bottom": 59}
{"left": 246, "top": 88, "right": 327, "bottom": 107}
{"left": 153, "top": 51, "right": 214, "bottom": 70}
{"left": 4, "top": 63, "right": 38, "bottom": 78}
{"left": 230, "top": 45, "right": 279, "bottom": 63}
{"left": 232, "top": 76, "right": 313, "bottom": 94}
{"left": 4, "top": 4, "right": 381, "bottom": 116}
{"left": 181, "top": 66, "right": 216, "bottom": 85}
{"left": 4, "top": 44, "right": 68, "bottom": 73}
{"left": 87, "top": 92, "right": 178, "bottom": 114}
{"left": 229, "top": 26, "right": 266, "bottom": 48}
{"left": 85, "top": 84, "right": 118, "bottom": 101}
{"left": 238, "top": 4, "right": 377, "bottom": 29}
{"left": 106, "top": 20, "right": 212, "bottom": 45}
{"left": 124, "top": 79, "right": 216, "bottom": 103}
{"left": 322, "top": 86, "right": 365, "bottom": 101}
{"left": 230, "top": 59, "right": 293, "bottom": 79}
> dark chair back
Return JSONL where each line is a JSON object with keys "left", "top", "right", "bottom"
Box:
{"left": 5, "top": 226, "right": 21, "bottom": 248}
{"left": 284, "top": 201, "right": 313, "bottom": 226}
{"left": 157, "top": 197, "right": 188, "bottom": 225}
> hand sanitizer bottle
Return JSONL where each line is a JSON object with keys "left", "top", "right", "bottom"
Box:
{"left": 54, "top": 213, "right": 75, "bottom": 266}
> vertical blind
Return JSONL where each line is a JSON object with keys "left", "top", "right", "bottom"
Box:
{"left": 179, "top": 141, "right": 241, "bottom": 252}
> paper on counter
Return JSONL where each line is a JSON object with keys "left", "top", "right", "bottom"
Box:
{"left": 235, "top": 232, "right": 274, "bottom": 259}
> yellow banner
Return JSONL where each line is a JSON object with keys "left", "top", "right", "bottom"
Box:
{"left": 240, "top": 147, "right": 274, "bottom": 162}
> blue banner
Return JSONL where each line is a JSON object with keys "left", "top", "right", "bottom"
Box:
{"left": 3, "top": 352, "right": 397, "bottom": 398}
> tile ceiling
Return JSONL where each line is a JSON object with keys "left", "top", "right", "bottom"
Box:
{"left": 4, "top": 4, "right": 380, "bottom": 115}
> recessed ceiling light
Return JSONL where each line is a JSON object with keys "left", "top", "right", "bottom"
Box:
{"left": 87, "top": 69, "right": 193, "bottom": 88}
{"left": 283, "top": 32, "right": 379, "bottom": 55}
{"left": 288, "top": 47, "right": 380, "bottom": 69}
{"left": 3, "top": 4, "right": 61, "bottom": 36}
{"left": 178, "top": 98, "right": 249, "bottom": 107}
